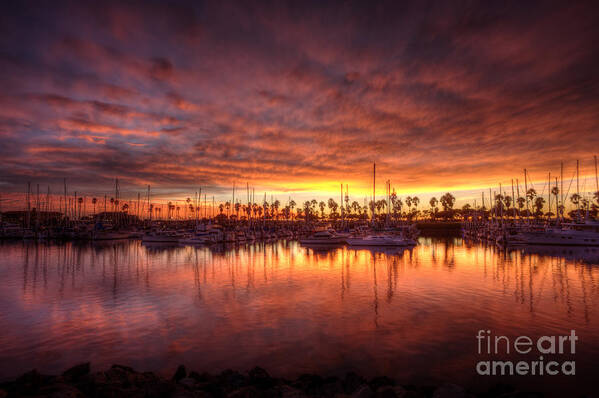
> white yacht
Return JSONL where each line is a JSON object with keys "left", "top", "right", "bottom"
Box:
{"left": 179, "top": 234, "right": 212, "bottom": 245}
{"left": 346, "top": 234, "right": 416, "bottom": 247}
{"left": 503, "top": 221, "right": 599, "bottom": 246}
{"left": 299, "top": 229, "right": 346, "bottom": 245}
{"left": 142, "top": 230, "right": 182, "bottom": 243}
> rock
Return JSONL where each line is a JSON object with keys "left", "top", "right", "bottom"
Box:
{"left": 179, "top": 377, "right": 197, "bottom": 389}
{"left": 37, "top": 383, "right": 85, "bottom": 398}
{"left": 62, "top": 363, "right": 91, "bottom": 382}
{"left": 369, "top": 376, "right": 395, "bottom": 391}
{"left": 248, "top": 366, "right": 275, "bottom": 388}
{"left": 352, "top": 384, "right": 374, "bottom": 398}
{"left": 227, "top": 385, "right": 261, "bottom": 397}
{"left": 432, "top": 383, "right": 469, "bottom": 398}
{"left": 277, "top": 384, "right": 306, "bottom": 398}
{"left": 496, "top": 393, "right": 544, "bottom": 398}
{"left": 344, "top": 372, "right": 366, "bottom": 394}
{"left": 173, "top": 365, "right": 187, "bottom": 382}
{"left": 195, "top": 381, "right": 224, "bottom": 396}
{"left": 322, "top": 377, "right": 344, "bottom": 396}
{"left": 219, "top": 369, "right": 247, "bottom": 392}
{"left": 16, "top": 369, "right": 43, "bottom": 386}
{"left": 189, "top": 371, "right": 211, "bottom": 382}
{"left": 376, "top": 385, "right": 408, "bottom": 398}
{"left": 293, "top": 373, "right": 324, "bottom": 395}
{"left": 111, "top": 364, "right": 135, "bottom": 373}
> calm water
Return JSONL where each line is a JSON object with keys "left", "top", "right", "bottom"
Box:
{"left": 1, "top": 238, "right": 598, "bottom": 395}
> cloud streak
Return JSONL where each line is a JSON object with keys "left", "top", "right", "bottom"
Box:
{"left": 0, "top": 0, "right": 598, "bottom": 201}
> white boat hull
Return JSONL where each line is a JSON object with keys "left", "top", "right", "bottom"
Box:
{"left": 346, "top": 237, "right": 416, "bottom": 247}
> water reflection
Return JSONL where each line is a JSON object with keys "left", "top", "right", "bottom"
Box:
{"left": 0, "top": 238, "right": 598, "bottom": 394}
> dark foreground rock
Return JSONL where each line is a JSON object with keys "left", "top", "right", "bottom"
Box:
{"left": 0, "top": 364, "right": 544, "bottom": 398}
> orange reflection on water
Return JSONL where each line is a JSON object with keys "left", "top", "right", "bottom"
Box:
{"left": 0, "top": 239, "right": 598, "bottom": 395}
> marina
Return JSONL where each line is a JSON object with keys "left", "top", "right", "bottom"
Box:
{"left": 2, "top": 1, "right": 599, "bottom": 396}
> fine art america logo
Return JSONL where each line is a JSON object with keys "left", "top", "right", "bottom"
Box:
{"left": 476, "top": 330, "right": 577, "bottom": 376}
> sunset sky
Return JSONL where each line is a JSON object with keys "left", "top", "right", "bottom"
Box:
{"left": 1, "top": 1, "right": 598, "bottom": 205}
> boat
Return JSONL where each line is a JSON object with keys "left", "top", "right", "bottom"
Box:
{"left": 92, "top": 231, "right": 130, "bottom": 240}
{"left": 299, "top": 229, "right": 347, "bottom": 245}
{"left": 500, "top": 221, "right": 599, "bottom": 247}
{"left": 179, "top": 234, "right": 212, "bottom": 245}
{"left": 346, "top": 234, "right": 416, "bottom": 247}
{"left": 141, "top": 230, "right": 182, "bottom": 243}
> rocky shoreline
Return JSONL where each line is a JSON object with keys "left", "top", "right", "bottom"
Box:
{"left": 0, "top": 363, "right": 543, "bottom": 398}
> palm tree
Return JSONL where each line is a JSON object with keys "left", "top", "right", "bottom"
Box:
{"left": 581, "top": 198, "right": 589, "bottom": 212}
{"left": 92, "top": 197, "right": 97, "bottom": 216}
{"left": 310, "top": 199, "right": 317, "bottom": 212}
{"left": 327, "top": 198, "right": 338, "bottom": 218}
{"left": 273, "top": 200, "right": 280, "bottom": 219}
{"left": 440, "top": 193, "right": 456, "bottom": 211}
{"left": 185, "top": 197, "right": 191, "bottom": 219}
{"left": 351, "top": 201, "right": 360, "bottom": 219}
{"left": 319, "top": 201, "right": 326, "bottom": 219}
{"left": 526, "top": 188, "right": 536, "bottom": 213}
{"left": 429, "top": 197, "right": 438, "bottom": 210}
{"left": 405, "top": 196, "right": 412, "bottom": 214}
{"left": 77, "top": 197, "right": 83, "bottom": 219}
{"left": 282, "top": 206, "right": 290, "bottom": 220}
{"left": 235, "top": 202, "right": 241, "bottom": 218}
{"left": 289, "top": 200, "right": 296, "bottom": 219}
{"left": 412, "top": 197, "right": 419, "bottom": 220}
{"left": 551, "top": 187, "right": 559, "bottom": 216}
{"left": 516, "top": 197, "right": 525, "bottom": 212}
{"left": 533, "top": 197, "right": 545, "bottom": 217}
{"left": 494, "top": 194, "right": 504, "bottom": 216}
{"left": 568, "top": 193, "right": 581, "bottom": 217}
{"left": 303, "top": 201, "right": 311, "bottom": 221}
{"left": 429, "top": 197, "right": 438, "bottom": 219}
{"left": 503, "top": 195, "right": 512, "bottom": 210}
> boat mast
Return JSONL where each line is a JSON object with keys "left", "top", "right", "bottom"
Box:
{"left": 547, "top": 172, "right": 551, "bottom": 221}
{"left": 560, "top": 162, "right": 564, "bottom": 223}
{"left": 516, "top": 179, "right": 520, "bottom": 221}
{"left": 555, "top": 177, "right": 558, "bottom": 222}
{"left": 340, "top": 182, "right": 344, "bottom": 223}
{"left": 372, "top": 162, "right": 376, "bottom": 225}
{"left": 524, "top": 169, "right": 529, "bottom": 222}
{"left": 481, "top": 191, "right": 485, "bottom": 212}
{"left": 26, "top": 182, "right": 31, "bottom": 229}
{"left": 595, "top": 155, "right": 598, "bottom": 195}
{"left": 576, "top": 159, "right": 580, "bottom": 221}
{"left": 63, "top": 178, "right": 67, "bottom": 225}
{"left": 511, "top": 179, "right": 515, "bottom": 219}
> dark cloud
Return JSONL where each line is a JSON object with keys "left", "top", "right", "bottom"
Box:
{"left": 0, "top": 0, "right": 598, "bottom": 202}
